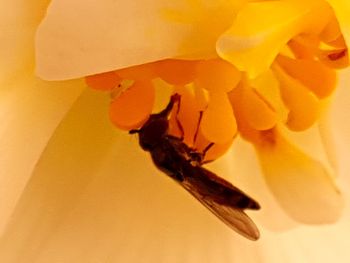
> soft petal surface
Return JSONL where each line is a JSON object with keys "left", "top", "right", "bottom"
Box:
{"left": 0, "top": 76, "right": 84, "bottom": 235}
{"left": 255, "top": 129, "right": 344, "bottom": 224}
{"left": 254, "top": 68, "right": 350, "bottom": 223}
{"left": 36, "top": 0, "right": 244, "bottom": 80}
{"left": 0, "top": 0, "right": 49, "bottom": 79}
{"left": 0, "top": 0, "right": 85, "bottom": 235}
{"left": 1, "top": 89, "right": 350, "bottom": 262}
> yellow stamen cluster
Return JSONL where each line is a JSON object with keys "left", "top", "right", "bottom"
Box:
{"left": 85, "top": 2, "right": 348, "bottom": 162}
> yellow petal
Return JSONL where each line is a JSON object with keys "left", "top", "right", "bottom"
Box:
{"left": 255, "top": 129, "right": 344, "bottom": 224}
{"left": 326, "top": 0, "right": 350, "bottom": 46}
{"left": 36, "top": 0, "right": 244, "bottom": 80}
{"left": 217, "top": 0, "right": 332, "bottom": 78}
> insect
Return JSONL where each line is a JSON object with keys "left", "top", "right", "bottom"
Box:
{"left": 130, "top": 94, "right": 260, "bottom": 240}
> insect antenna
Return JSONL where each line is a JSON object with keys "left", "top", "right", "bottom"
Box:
{"left": 172, "top": 96, "right": 185, "bottom": 140}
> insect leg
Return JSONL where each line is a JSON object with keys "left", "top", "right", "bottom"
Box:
{"left": 202, "top": 142, "right": 214, "bottom": 156}
{"left": 172, "top": 95, "right": 185, "bottom": 140}
{"left": 199, "top": 144, "right": 215, "bottom": 164}
{"left": 192, "top": 111, "right": 203, "bottom": 146}
{"left": 190, "top": 111, "right": 216, "bottom": 164}
{"left": 158, "top": 93, "right": 181, "bottom": 118}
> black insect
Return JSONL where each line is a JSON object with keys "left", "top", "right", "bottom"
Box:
{"left": 130, "top": 94, "right": 260, "bottom": 240}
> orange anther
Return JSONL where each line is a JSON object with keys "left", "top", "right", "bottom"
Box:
{"left": 276, "top": 55, "right": 336, "bottom": 99}
{"left": 239, "top": 86, "right": 278, "bottom": 131}
{"left": 273, "top": 64, "right": 320, "bottom": 131}
{"left": 115, "top": 63, "right": 157, "bottom": 80}
{"left": 201, "top": 92, "right": 237, "bottom": 144}
{"left": 85, "top": 71, "right": 121, "bottom": 91}
{"left": 109, "top": 81, "right": 155, "bottom": 130}
{"left": 154, "top": 59, "right": 199, "bottom": 85}
{"left": 195, "top": 59, "right": 241, "bottom": 93}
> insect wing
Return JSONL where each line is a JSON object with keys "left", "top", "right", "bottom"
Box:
{"left": 181, "top": 179, "right": 260, "bottom": 241}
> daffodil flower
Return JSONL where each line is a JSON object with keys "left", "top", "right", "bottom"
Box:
{"left": 1, "top": 0, "right": 350, "bottom": 262}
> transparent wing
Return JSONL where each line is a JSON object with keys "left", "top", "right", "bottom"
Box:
{"left": 181, "top": 179, "right": 260, "bottom": 241}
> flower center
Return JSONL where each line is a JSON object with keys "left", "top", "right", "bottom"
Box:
{"left": 85, "top": 3, "right": 348, "bottom": 162}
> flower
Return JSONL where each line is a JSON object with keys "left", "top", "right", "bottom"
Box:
{"left": 1, "top": 0, "right": 350, "bottom": 262}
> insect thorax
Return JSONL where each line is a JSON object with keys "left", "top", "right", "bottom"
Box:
{"left": 139, "top": 117, "right": 169, "bottom": 150}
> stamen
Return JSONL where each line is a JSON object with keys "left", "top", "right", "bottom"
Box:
{"left": 154, "top": 59, "right": 198, "bottom": 85}
{"left": 237, "top": 84, "right": 277, "bottom": 131}
{"left": 115, "top": 62, "right": 157, "bottom": 80}
{"left": 318, "top": 49, "right": 349, "bottom": 69}
{"left": 273, "top": 64, "right": 319, "bottom": 131}
{"left": 85, "top": 71, "right": 121, "bottom": 91}
{"left": 327, "top": 35, "right": 347, "bottom": 49}
{"left": 276, "top": 54, "right": 336, "bottom": 99}
{"left": 169, "top": 86, "right": 202, "bottom": 146}
{"left": 288, "top": 37, "right": 319, "bottom": 59}
{"left": 228, "top": 87, "right": 261, "bottom": 144}
{"left": 319, "top": 14, "right": 342, "bottom": 44}
{"left": 201, "top": 140, "right": 233, "bottom": 162}
{"left": 191, "top": 127, "right": 234, "bottom": 162}
{"left": 194, "top": 59, "right": 241, "bottom": 92}
{"left": 167, "top": 86, "right": 233, "bottom": 161}
{"left": 193, "top": 84, "right": 208, "bottom": 111}
{"left": 109, "top": 81, "right": 155, "bottom": 130}
{"left": 200, "top": 91, "right": 237, "bottom": 144}
{"left": 327, "top": 49, "right": 347, "bottom": 60}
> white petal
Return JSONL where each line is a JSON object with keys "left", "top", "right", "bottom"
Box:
{"left": 278, "top": 122, "right": 337, "bottom": 179}
{"left": 260, "top": 218, "right": 350, "bottom": 263}
{"left": 36, "top": 0, "right": 241, "bottom": 80}
{"left": 329, "top": 70, "right": 350, "bottom": 212}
